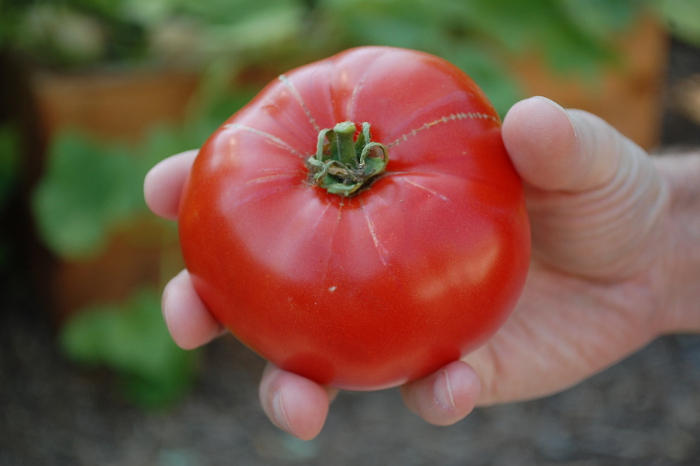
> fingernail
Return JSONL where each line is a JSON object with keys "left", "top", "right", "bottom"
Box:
{"left": 434, "top": 370, "right": 456, "bottom": 411}
{"left": 272, "top": 390, "right": 295, "bottom": 436}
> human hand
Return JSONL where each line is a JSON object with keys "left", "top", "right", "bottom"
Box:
{"left": 145, "top": 149, "right": 339, "bottom": 439}
{"left": 144, "top": 96, "right": 677, "bottom": 440}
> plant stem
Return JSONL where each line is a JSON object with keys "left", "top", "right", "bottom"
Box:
{"left": 307, "top": 121, "right": 388, "bottom": 197}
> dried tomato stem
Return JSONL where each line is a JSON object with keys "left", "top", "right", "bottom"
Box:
{"left": 307, "top": 122, "right": 388, "bottom": 197}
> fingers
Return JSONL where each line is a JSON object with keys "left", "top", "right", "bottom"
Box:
{"left": 150, "top": 151, "right": 332, "bottom": 439}
{"left": 163, "top": 270, "right": 335, "bottom": 440}
{"left": 259, "top": 364, "right": 338, "bottom": 441}
{"left": 400, "top": 361, "right": 481, "bottom": 426}
{"left": 164, "top": 268, "right": 337, "bottom": 440}
{"left": 162, "top": 269, "right": 226, "bottom": 350}
{"left": 258, "top": 361, "right": 481, "bottom": 439}
{"left": 502, "top": 96, "right": 643, "bottom": 193}
{"left": 144, "top": 150, "right": 198, "bottom": 220}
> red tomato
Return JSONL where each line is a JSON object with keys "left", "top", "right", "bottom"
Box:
{"left": 178, "top": 46, "right": 530, "bottom": 390}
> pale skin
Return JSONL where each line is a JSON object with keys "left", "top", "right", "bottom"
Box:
{"left": 144, "top": 96, "right": 700, "bottom": 441}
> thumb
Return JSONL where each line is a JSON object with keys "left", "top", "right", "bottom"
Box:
{"left": 502, "top": 96, "right": 643, "bottom": 193}
{"left": 502, "top": 97, "right": 666, "bottom": 279}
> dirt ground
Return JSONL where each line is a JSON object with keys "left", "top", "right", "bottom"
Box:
{"left": 2, "top": 38, "right": 700, "bottom": 466}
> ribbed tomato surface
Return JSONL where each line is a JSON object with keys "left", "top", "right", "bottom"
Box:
{"left": 179, "top": 46, "right": 530, "bottom": 390}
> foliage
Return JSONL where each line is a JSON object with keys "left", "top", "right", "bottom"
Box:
{"left": 32, "top": 87, "right": 256, "bottom": 409}
{"left": 59, "top": 288, "right": 199, "bottom": 409}
{"left": 0, "top": 0, "right": 148, "bottom": 66}
{"left": 33, "top": 131, "right": 149, "bottom": 260}
{"left": 32, "top": 86, "right": 258, "bottom": 260}
{"left": 654, "top": 0, "right": 700, "bottom": 45}
{"left": 4, "top": 0, "right": 699, "bottom": 113}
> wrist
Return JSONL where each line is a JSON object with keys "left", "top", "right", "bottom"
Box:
{"left": 654, "top": 152, "right": 700, "bottom": 334}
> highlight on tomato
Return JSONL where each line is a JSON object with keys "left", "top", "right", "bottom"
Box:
{"left": 178, "top": 46, "right": 531, "bottom": 390}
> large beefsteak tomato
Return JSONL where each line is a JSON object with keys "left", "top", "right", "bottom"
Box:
{"left": 178, "top": 46, "right": 530, "bottom": 390}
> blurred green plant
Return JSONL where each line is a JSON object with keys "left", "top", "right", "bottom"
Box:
{"left": 59, "top": 288, "right": 199, "bottom": 409}
{"left": 655, "top": 0, "right": 700, "bottom": 45}
{"left": 33, "top": 131, "right": 149, "bottom": 260}
{"left": 32, "top": 84, "right": 257, "bottom": 259}
{"left": 31, "top": 86, "right": 256, "bottom": 410}
{"left": 3, "top": 0, "right": 699, "bottom": 114}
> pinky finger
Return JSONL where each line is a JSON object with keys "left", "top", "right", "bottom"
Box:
{"left": 162, "top": 269, "right": 226, "bottom": 350}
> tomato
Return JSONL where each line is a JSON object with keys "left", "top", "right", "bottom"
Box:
{"left": 178, "top": 46, "right": 530, "bottom": 390}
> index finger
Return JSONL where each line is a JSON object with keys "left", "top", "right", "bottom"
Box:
{"left": 144, "top": 149, "right": 198, "bottom": 220}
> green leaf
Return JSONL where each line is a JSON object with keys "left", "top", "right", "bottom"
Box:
{"left": 31, "top": 81, "right": 257, "bottom": 262}
{"left": 203, "top": 5, "right": 305, "bottom": 53}
{"left": 558, "top": 0, "right": 641, "bottom": 38}
{"left": 655, "top": 0, "right": 700, "bottom": 45}
{"left": 60, "top": 288, "right": 200, "bottom": 410}
{"left": 171, "top": 0, "right": 301, "bottom": 25}
{"left": 32, "top": 131, "right": 146, "bottom": 260}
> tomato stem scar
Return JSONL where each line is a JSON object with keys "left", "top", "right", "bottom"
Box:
{"left": 307, "top": 122, "right": 388, "bottom": 197}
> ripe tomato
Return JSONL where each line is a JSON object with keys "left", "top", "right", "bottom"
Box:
{"left": 178, "top": 46, "right": 530, "bottom": 390}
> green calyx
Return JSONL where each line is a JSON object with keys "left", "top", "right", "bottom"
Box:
{"left": 307, "top": 121, "right": 388, "bottom": 197}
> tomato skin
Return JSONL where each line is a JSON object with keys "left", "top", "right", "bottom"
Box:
{"left": 178, "top": 46, "right": 531, "bottom": 390}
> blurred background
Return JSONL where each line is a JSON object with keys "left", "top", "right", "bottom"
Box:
{"left": 1, "top": 0, "right": 700, "bottom": 464}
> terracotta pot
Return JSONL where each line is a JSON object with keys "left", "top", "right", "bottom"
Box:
{"left": 33, "top": 70, "right": 199, "bottom": 142}
{"left": 32, "top": 70, "right": 198, "bottom": 320}
{"left": 48, "top": 221, "right": 183, "bottom": 321}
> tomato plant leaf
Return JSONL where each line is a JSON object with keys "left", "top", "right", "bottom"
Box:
{"left": 32, "top": 131, "right": 144, "bottom": 260}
